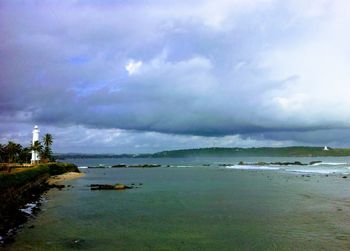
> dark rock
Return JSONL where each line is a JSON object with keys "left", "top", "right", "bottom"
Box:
{"left": 127, "top": 164, "right": 161, "bottom": 168}
{"left": 342, "top": 176, "right": 347, "bottom": 179}
{"left": 270, "top": 161, "right": 306, "bottom": 166}
{"left": 114, "top": 184, "right": 132, "bottom": 190}
{"left": 48, "top": 184, "right": 65, "bottom": 190}
{"left": 111, "top": 164, "right": 127, "bottom": 168}
{"left": 239, "top": 161, "right": 307, "bottom": 166}
{"left": 309, "top": 161, "right": 322, "bottom": 165}
{"left": 90, "top": 184, "right": 132, "bottom": 190}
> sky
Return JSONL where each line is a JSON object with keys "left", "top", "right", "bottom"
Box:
{"left": 1, "top": 0, "right": 350, "bottom": 153}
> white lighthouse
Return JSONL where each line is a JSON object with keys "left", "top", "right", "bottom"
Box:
{"left": 31, "top": 125, "right": 40, "bottom": 164}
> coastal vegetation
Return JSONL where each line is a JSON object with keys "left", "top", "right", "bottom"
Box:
{"left": 151, "top": 147, "right": 350, "bottom": 157}
{"left": 0, "top": 162, "right": 79, "bottom": 193}
{"left": 0, "top": 133, "right": 54, "bottom": 171}
{"left": 42, "top": 133, "right": 53, "bottom": 162}
{"left": 0, "top": 141, "right": 31, "bottom": 164}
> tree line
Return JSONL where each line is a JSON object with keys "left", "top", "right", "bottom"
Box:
{"left": 0, "top": 134, "right": 54, "bottom": 164}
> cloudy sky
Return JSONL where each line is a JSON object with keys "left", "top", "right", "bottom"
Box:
{"left": 1, "top": 0, "right": 350, "bottom": 153}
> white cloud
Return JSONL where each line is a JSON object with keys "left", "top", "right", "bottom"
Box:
{"left": 258, "top": 0, "right": 350, "bottom": 128}
{"left": 125, "top": 59, "right": 143, "bottom": 75}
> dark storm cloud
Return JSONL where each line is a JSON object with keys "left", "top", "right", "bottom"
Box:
{"left": 1, "top": 0, "right": 350, "bottom": 152}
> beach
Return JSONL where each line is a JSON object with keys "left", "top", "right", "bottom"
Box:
{"left": 48, "top": 172, "right": 85, "bottom": 185}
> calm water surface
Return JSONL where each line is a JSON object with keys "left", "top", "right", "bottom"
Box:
{"left": 10, "top": 157, "right": 350, "bottom": 250}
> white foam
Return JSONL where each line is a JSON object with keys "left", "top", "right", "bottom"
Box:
{"left": 312, "top": 162, "right": 347, "bottom": 166}
{"left": 78, "top": 166, "right": 88, "bottom": 169}
{"left": 290, "top": 169, "right": 340, "bottom": 174}
{"left": 20, "top": 203, "right": 37, "bottom": 215}
{"left": 225, "top": 165, "right": 280, "bottom": 170}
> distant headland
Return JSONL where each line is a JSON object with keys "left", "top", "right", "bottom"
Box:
{"left": 55, "top": 146, "right": 350, "bottom": 159}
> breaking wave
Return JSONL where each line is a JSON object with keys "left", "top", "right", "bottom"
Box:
{"left": 225, "top": 165, "right": 280, "bottom": 170}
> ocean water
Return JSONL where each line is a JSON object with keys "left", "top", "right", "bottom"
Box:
{"left": 10, "top": 157, "right": 350, "bottom": 250}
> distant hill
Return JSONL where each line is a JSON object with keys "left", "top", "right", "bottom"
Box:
{"left": 151, "top": 146, "right": 350, "bottom": 157}
{"left": 55, "top": 146, "right": 350, "bottom": 159}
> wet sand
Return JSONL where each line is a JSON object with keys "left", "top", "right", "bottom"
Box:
{"left": 48, "top": 172, "right": 85, "bottom": 185}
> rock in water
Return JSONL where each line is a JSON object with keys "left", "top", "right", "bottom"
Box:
{"left": 309, "top": 160, "right": 322, "bottom": 165}
{"left": 90, "top": 184, "right": 132, "bottom": 190}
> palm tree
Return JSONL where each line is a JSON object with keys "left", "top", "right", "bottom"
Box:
{"left": 42, "top": 134, "right": 53, "bottom": 161}
{"left": 43, "top": 134, "right": 53, "bottom": 148}
{"left": 6, "top": 141, "right": 22, "bottom": 163}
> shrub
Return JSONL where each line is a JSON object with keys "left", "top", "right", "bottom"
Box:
{"left": 0, "top": 162, "right": 79, "bottom": 190}
{"left": 45, "top": 162, "right": 79, "bottom": 175}
{"left": 0, "top": 165, "right": 49, "bottom": 190}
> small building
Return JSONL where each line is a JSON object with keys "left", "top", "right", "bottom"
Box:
{"left": 323, "top": 146, "right": 329, "bottom": 151}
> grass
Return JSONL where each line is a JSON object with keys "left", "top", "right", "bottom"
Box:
{"left": 0, "top": 162, "right": 79, "bottom": 190}
{"left": 0, "top": 165, "right": 49, "bottom": 190}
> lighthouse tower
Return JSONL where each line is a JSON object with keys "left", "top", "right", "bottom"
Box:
{"left": 31, "top": 125, "right": 40, "bottom": 164}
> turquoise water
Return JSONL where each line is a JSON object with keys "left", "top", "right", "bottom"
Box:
{"left": 10, "top": 157, "right": 350, "bottom": 250}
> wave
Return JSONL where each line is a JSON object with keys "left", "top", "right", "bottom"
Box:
{"left": 225, "top": 165, "right": 349, "bottom": 174}
{"left": 289, "top": 169, "right": 347, "bottom": 174}
{"left": 174, "top": 165, "right": 195, "bottom": 168}
{"left": 311, "top": 162, "right": 348, "bottom": 166}
{"left": 225, "top": 165, "right": 280, "bottom": 170}
{"left": 78, "top": 166, "right": 88, "bottom": 169}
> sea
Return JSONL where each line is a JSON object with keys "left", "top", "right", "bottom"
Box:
{"left": 9, "top": 157, "right": 350, "bottom": 250}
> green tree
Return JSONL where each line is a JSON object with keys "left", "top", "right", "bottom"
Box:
{"left": 5, "top": 141, "right": 22, "bottom": 163}
{"left": 42, "top": 134, "right": 53, "bottom": 161}
{"left": 19, "top": 146, "right": 32, "bottom": 164}
{"left": 0, "top": 143, "right": 6, "bottom": 163}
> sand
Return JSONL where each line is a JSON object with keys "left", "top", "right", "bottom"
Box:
{"left": 48, "top": 172, "right": 85, "bottom": 185}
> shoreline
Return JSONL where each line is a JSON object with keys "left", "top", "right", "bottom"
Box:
{"left": 48, "top": 172, "right": 85, "bottom": 185}
{"left": 0, "top": 163, "right": 83, "bottom": 247}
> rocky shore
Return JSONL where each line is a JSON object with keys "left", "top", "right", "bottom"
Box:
{"left": 88, "top": 164, "right": 161, "bottom": 168}
{"left": 0, "top": 162, "right": 81, "bottom": 247}
{"left": 218, "top": 160, "right": 323, "bottom": 167}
